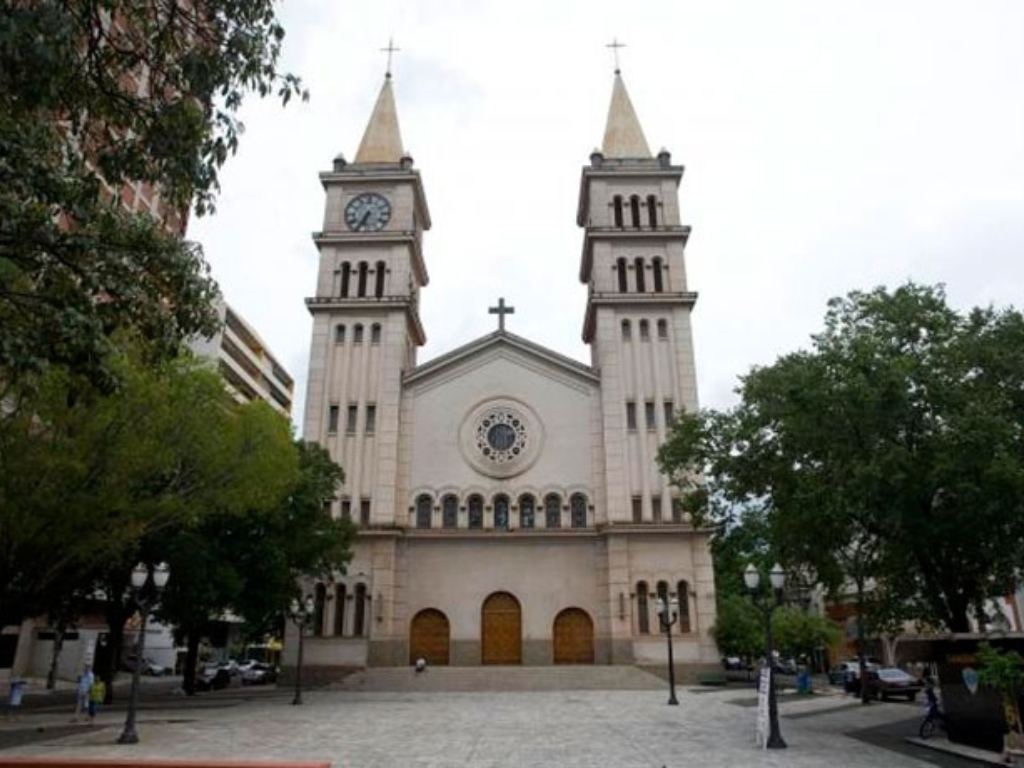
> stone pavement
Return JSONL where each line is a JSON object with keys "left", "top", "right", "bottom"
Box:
{"left": 0, "top": 683, "right": 980, "bottom": 767}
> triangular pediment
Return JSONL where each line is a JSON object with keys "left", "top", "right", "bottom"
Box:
{"left": 403, "top": 330, "right": 598, "bottom": 391}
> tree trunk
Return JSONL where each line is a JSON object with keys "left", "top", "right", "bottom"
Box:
{"left": 855, "top": 580, "right": 870, "bottom": 706}
{"left": 182, "top": 629, "right": 200, "bottom": 696}
{"left": 46, "top": 625, "right": 65, "bottom": 690}
{"left": 101, "top": 601, "right": 126, "bottom": 704}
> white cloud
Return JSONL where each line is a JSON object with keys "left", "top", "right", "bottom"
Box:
{"left": 186, "top": 0, "right": 1024, "bottom": 429}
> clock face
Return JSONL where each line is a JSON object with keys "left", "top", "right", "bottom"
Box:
{"left": 345, "top": 193, "right": 391, "bottom": 232}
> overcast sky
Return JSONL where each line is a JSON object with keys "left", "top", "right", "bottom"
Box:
{"left": 187, "top": 0, "right": 1024, "bottom": 433}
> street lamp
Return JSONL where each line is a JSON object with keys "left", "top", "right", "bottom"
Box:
{"left": 745, "top": 562, "right": 787, "bottom": 749}
{"left": 654, "top": 593, "right": 681, "bottom": 706}
{"left": 117, "top": 562, "right": 170, "bottom": 745}
{"left": 288, "top": 595, "right": 316, "bottom": 706}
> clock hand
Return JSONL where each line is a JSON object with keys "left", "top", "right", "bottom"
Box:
{"left": 358, "top": 210, "right": 371, "bottom": 228}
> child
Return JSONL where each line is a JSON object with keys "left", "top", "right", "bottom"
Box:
{"left": 74, "top": 665, "right": 94, "bottom": 722}
{"left": 88, "top": 677, "right": 106, "bottom": 724}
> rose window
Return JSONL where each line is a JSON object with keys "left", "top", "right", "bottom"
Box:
{"left": 475, "top": 408, "right": 527, "bottom": 464}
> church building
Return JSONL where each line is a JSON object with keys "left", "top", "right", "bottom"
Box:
{"left": 289, "top": 63, "right": 718, "bottom": 675}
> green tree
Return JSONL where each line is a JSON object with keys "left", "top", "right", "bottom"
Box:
{"left": 978, "top": 643, "right": 1024, "bottom": 755}
{"left": 712, "top": 593, "right": 763, "bottom": 661}
{"left": 0, "top": 0, "right": 306, "bottom": 387}
{"left": 771, "top": 606, "right": 840, "bottom": 660}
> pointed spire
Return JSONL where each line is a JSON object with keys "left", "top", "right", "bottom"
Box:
{"left": 354, "top": 76, "right": 405, "bottom": 164}
{"left": 601, "top": 72, "right": 652, "bottom": 159}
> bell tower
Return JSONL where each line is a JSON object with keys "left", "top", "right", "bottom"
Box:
{"left": 578, "top": 70, "right": 699, "bottom": 527}
{"left": 302, "top": 71, "right": 431, "bottom": 531}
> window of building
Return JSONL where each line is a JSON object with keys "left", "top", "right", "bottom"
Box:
{"left": 636, "top": 580, "right": 650, "bottom": 634}
{"left": 677, "top": 580, "right": 692, "bottom": 633}
{"left": 328, "top": 405, "right": 339, "bottom": 434}
{"left": 322, "top": 499, "right": 332, "bottom": 515}
{"left": 629, "top": 195, "right": 641, "bottom": 228}
{"left": 639, "top": 319, "right": 650, "bottom": 341}
{"left": 340, "top": 262, "right": 351, "bottom": 298}
{"left": 656, "top": 581, "right": 670, "bottom": 629}
{"left": 359, "top": 498, "right": 371, "bottom": 526}
{"left": 374, "top": 260, "right": 386, "bottom": 298}
{"left": 652, "top": 257, "right": 664, "bottom": 292}
{"left": 613, "top": 195, "right": 624, "bottom": 228}
{"left": 634, "top": 257, "right": 646, "bottom": 292}
{"left": 645, "top": 401, "right": 656, "bottom": 430}
{"left": 357, "top": 261, "right": 368, "bottom": 297}
{"left": 494, "top": 495, "right": 510, "bottom": 530}
{"left": 442, "top": 495, "right": 458, "bottom": 528}
{"left": 632, "top": 496, "right": 643, "bottom": 523}
{"left": 353, "top": 583, "right": 367, "bottom": 636}
{"left": 621, "top": 319, "right": 631, "bottom": 340}
{"left": 415, "top": 494, "right": 432, "bottom": 529}
{"left": 616, "top": 257, "right": 628, "bottom": 292}
{"left": 570, "top": 493, "right": 587, "bottom": 528}
{"left": 663, "top": 400, "right": 674, "bottom": 427}
{"left": 626, "top": 401, "right": 637, "bottom": 431}
{"left": 519, "top": 494, "right": 535, "bottom": 529}
{"left": 346, "top": 404, "right": 358, "bottom": 433}
{"left": 468, "top": 495, "right": 483, "bottom": 529}
{"left": 335, "top": 324, "right": 346, "bottom": 343}
{"left": 365, "top": 404, "right": 376, "bottom": 434}
{"left": 657, "top": 318, "right": 668, "bottom": 339}
{"left": 647, "top": 195, "right": 658, "bottom": 227}
{"left": 544, "top": 493, "right": 561, "bottom": 528}
{"left": 671, "top": 497, "right": 683, "bottom": 523}
{"left": 370, "top": 323, "right": 381, "bottom": 344}
{"left": 341, "top": 498, "right": 352, "bottom": 521}
{"left": 313, "top": 583, "right": 326, "bottom": 637}
{"left": 334, "top": 584, "right": 346, "bottom": 636}
{"left": 651, "top": 495, "right": 662, "bottom": 523}
{"left": 353, "top": 324, "right": 364, "bottom": 343}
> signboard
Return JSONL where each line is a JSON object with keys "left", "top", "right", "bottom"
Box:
{"left": 755, "top": 666, "right": 771, "bottom": 749}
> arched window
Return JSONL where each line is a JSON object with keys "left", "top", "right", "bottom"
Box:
{"left": 340, "top": 262, "right": 351, "bottom": 298}
{"left": 544, "top": 493, "right": 561, "bottom": 529}
{"left": 374, "top": 260, "right": 386, "bottom": 298}
{"left": 676, "top": 580, "right": 692, "bottom": 633}
{"left": 415, "top": 494, "right": 432, "bottom": 529}
{"left": 570, "top": 493, "right": 587, "bottom": 528}
{"left": 493, "top": 494, "right": 510, "bottom": 530}
{"left": 629, "top": 195, "right": 641, "bottom": 228}
{"left": 371, "top": 323, "right": 381, "bottom": 344}
{"left": 636, "top": 581, "right": 650, "bottom": 634}
{"left": 616, "top": 257, "right": 628, "bottom": 293}
{"left": 353, "top": 324, "right": 364, "bottom": 344}
{"left": 613, "top": 195, "right": 624, "bottom": 228}
{"left": 634, "top": 257, "right": 646, "bottom": 292}
{"left": 353, "top": 583, "right": 367, "bottom": 637}
{"left": 313, "top": 583, "right": 326, "bottom": 637}
{"left": 652, "top": 257, "right": 664, "bottom": 292}
{"left": 442, "top": 494, "right": 458, "bottom": 528}
{"left": 468, "top": 495, "right": 483, "bottom": 529}
{"left": 647, "top": 194, "right": 658, "bottom": 227}
{"left": 519, "top": 494, "right": 535, "bottom": 529}
{"left": 357, "top": 261, "right": 368, "bottom": 297}
{"left": 334, "top": 584, "right": 346, "bottom": 636}
{"left": 656, "top": 580, "right": 670, "bottom": 632}
{"left": 621, "top": 319, "right": 631, "bottom": 341}
{"left": 639, "top": 319, "right": 650, "bottom": 341}
{"left": 335, "top": 324, "right": 346, "bottom": 344}
{"left": 657, "top": 319, "right": 668, "bottom": 339}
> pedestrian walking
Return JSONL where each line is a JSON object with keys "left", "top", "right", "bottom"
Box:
{"left": 87, "top": 677, "right": 106, "bottom": 724}
{"left": 6, "top": 677, "right": 26, "bottom": 721}
{"left": 73, "top": 665, "right": 94, "bottom": 721}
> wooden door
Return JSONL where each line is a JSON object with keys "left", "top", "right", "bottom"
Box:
{"left": 553, "top": 608, "right": 594, "bottom": 664}
{"left": 409, "top": 609, "right": 450, "bottom": 666}
{"left": 481, "top": 592, "right": 521, "bottom": 665}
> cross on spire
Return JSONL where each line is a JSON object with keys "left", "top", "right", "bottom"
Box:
{"left": 488, "top": 297, "right": 515, "bottom": 332}
{"left": 606, "top": 37, "right": 626, "bottom": 74}
{"left": 381, "top": 37, "right": 400, "bottom": 78}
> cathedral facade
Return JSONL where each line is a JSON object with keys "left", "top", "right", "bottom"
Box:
{"left": 289, "top": 68, "right": 718, "bottom": 674}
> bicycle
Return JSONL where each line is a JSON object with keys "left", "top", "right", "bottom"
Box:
{"left": 919, "top": 684, "right": 947, "bottom": 739}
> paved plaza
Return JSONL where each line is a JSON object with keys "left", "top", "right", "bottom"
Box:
{"left": 0, "top": 675, "right": 977, "bottom": 768}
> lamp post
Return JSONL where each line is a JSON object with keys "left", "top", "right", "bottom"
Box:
{"left": 654, "top": 593, "right": 680, "bottom": 706}
{"left": 288, "top": 595, "right": 315, "bottom": 706}
{"left": 117, "top": 562, "right": 169, "bottom": 745}
{"left": 744, "top": 562, "right": 787, "bottom": 749}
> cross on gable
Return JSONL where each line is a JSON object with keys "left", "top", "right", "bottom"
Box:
{"left": 488, "top": 297, "right": 515, "bottom": 332}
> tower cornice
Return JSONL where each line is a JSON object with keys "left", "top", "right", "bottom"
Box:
{"left": 312, "top": 230, "right": 429, "bottom": 287}
{"left": 319, "top": 168, "right": 432, "bottom": 231}
{"left": 581, "top": 292, "right": 698, "bottom": 343}
{"left": 578, "top": 225, "right": 691, "bottom": 283}
{"left": 304, "top": 295, "right": 426, "bottom": 346}
{"left": 575, "top": 163, "right": 684, "bottom": 227}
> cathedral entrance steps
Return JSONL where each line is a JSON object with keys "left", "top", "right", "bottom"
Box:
{"left": 327, "top": 665, "right": 666, "bottom": 692}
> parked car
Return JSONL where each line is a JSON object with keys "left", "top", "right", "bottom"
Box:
{"left": 829, "top": 660, "right": 880, "bottom": 686}
{"left": 241, "top": 663, "right": 278, "bottom": 686}
{"left": 722, "top": 656, "right": 745, "bottom": 671}
{"left": 122, "top": 655, "right": 172, "bottom": 676}
{"left": 772, "top": 657, "right": 798, "bottom": 675}
{"left": 195, "top": 664, "right": 231, "bottom": 691}
{"left": 862, "top": 668, "right": 923, "bottom": 701}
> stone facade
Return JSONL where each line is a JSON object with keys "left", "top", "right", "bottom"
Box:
{"left": 287, "top": 71, "right": 718, "bottom": 672}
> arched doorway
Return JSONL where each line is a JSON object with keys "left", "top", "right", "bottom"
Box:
{"left": 481, "top": 592, "right": 521, "bottom": 665}
{"left": 552, "top": 607, "right": 594, "bottom": 664}
{"left": 409, "top": 609, "right": 450, "bottom": 666}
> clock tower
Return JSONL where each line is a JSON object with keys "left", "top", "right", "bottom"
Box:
{"left": 302, "top": 71, "right": 431, "bottom": 545}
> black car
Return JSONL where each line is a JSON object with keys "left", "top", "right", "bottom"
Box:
{"left": 195, "top": 664, "right": 231, "bottom": 691}
{"left": 241, "top": 663, "right": 278, "bottom": 686}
